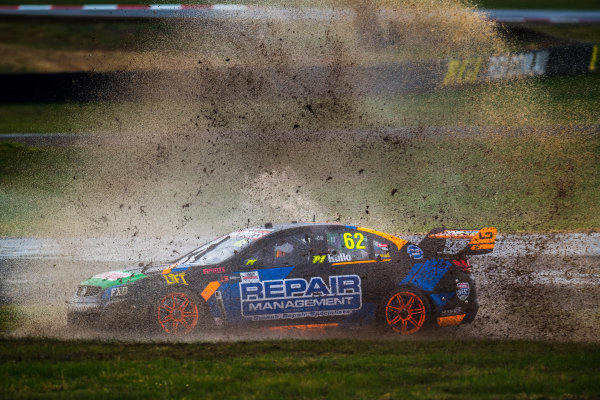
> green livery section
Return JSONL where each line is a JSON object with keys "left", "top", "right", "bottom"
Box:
{"left": 81, "top": 271, "right": 147, "bottom": 289}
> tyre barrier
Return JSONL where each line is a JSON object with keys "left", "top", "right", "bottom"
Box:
{"left": 0, "top": 43, "right": 596, "bottom": 103}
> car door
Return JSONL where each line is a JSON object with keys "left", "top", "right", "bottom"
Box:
{"left": 215, "top": 228, "right": 317, "bottom": 326}
{"left": 317, "top": 226, "right": 398, "bottom": 323}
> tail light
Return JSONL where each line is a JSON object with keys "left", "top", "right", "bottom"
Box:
{"left": 452, "top": 259, "right": 471, "bottom": 273}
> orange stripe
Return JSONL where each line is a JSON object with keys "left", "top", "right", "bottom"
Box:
{"left": 162, "top": 262, "right": 179, "bottom": 275}
{"left": 332, "top": 259, "right": 390, "bottom": 266}
{"left": 200, "top": 281, "right": 220, "bottom": 301}
{"left": 357, "top": 227, "right": 408, "bottom": 251}
{"left": 267, "top": 323, "right": 339, "bottom": 332}
{"left": 436, "top": 314, "right": 466, "bottom": 327}
{"left": 471, "top": 243, "right": 494, "bottom": 250}
{"left": 429, "top": 234, "right": 476, "bottom": 239}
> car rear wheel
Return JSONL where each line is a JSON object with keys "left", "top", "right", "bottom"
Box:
{"left": 156, "top": 291, "right": 201, "bottom": 336}
{"left": 383, "top": 289, "right": 431, "bottom": 335}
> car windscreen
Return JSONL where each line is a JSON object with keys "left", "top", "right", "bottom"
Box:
{"left": 176, "top": 229, "right": 272, "bottom": 265}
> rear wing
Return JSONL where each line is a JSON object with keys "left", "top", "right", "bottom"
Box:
{"left": 419, "top": 227, "right": 497, "bottom": 256}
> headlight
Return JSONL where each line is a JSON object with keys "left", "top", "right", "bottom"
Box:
{"left": 77, "top": 285, "right": 101, "bottom": 297}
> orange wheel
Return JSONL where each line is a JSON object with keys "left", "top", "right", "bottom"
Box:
{"left": 385, "top": 291, "right": 428, "bottom": 335}
{"left": 157, "top": 292, "right": 199, "bottom": 335}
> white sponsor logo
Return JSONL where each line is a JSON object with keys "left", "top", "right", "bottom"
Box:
{"left": 488, "top": 50, "right": 549, "bottom": 80}
{"left": 240, "top": 271, "right": 260, "bottom": 283}
{"left": 457, "top": 282, "right": 470, "bottom": 301}
{"left": 240, "top": 275, "right": 362, "bottom": 319}
{"left": 327, "top": 253, "right": 352, "bottom": 263}
{"left": 110, "top": 286, "right": 128, "bottom": 297}
{"left": 94, "top": 271, "right": 131, "bottom": 281}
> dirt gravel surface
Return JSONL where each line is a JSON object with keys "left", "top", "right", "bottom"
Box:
{"left": 1, "top": 234, "right": 598, "bottom": 342}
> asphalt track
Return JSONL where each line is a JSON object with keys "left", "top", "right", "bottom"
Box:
{"left": 0, "top": 6, "right": 599, "bottom": 24}
{"left": 1, "top": 233, "right": 598, "bottom": 341}
{"left": 3, "top": 125, "right": 600, "bottom": 147}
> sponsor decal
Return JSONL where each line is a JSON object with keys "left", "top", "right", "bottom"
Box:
{"left": 488, "top": 50, "right": 548, "bottom": 79}
{"left": 239, "top": 275, "right": 362, "bottom": 321}
{"left": 407, "top": 244, "right": 423, "bottom": 260}
{"left": 327, "top": 253, "right": 352, "bottom": 263}
{"left": 443, "top": 56, "right": 483, "bottom": 86}
{"left": 312, "top": 253, "right": 353, "bottom": 264}
{"left": 245, "top": 259, "right": 257, "bottom": 266}
{"left": 203, "top": 267, "right": 225, "bottom": 275}
{"left": 68, "top": 303, "right": 101, "bottom": 312}
{"left": 441, "top": 306, "right": 463, "bottom": 317}
{"left": 94, "top": 271, "right": 131, "bottom": 281}
{"left": 240, "top": 271, "right": 260, "bottom": 283}
{"left": 343, "top": 232, "right": 366, "bottom": 250}
{"left": 162, "top": 263, "right": 189, "bottom": 275}
{"left": 163, "top": 273, "right": 188, "bottom": 285}
{"left": 313, "top": 255, "right": 326, "bottom": 264}
{"left": 110, "top": 286, "right": 128, "bottom": 297}
{"left": 457, "top": 282, "right": 470, "bottom": 301}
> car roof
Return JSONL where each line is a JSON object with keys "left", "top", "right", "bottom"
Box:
{"left": 252, "top": 222, "right": 344, "bottom": 232}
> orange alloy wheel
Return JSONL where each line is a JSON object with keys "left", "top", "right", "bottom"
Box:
{"left": 385, "top": 291, "right": 427, "bottom": 335}
{"left": 157, "top": 292, "right": 199, "bottom": 335}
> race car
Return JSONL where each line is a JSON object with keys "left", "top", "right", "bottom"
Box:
{"left": 67, "top": 223, "right": 496, "bottom": 336}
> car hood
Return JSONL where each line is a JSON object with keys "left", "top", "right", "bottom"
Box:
{"left": 79, "top": 263, "right": 169, "bottom": 289}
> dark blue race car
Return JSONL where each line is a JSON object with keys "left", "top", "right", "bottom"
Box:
{"left": 68, "top": 223, "right": 496, "bottom": 336}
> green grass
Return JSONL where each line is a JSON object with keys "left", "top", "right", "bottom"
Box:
{"left": 0, "top": 306, "right": 22, "bottom": 332}
{"left": 0, "top": 338, "right": 599, "bottom": 399}
{"left": 0, "top": 142, "right": 80, "bottom": 236}
{"left": 2, "top": 74, "right": 599, "bottom": 133}
{"left": 520, "top": 24, "right": 600, "bottom": 43}
{"left": 1, "top": 129, "right": 598, "bottom": 236}
{"left": 475, "top": 0, "right": 600, "bottom": 9}
{"left": 0, "top": 75, "right": 598, "bottom": 236}
{"left": 0, "top": 20, "right": 175, "bottom": 52}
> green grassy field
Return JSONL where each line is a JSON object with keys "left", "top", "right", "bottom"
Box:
{"left": 1, "top": 338, "right": 599, "bottom": 399}
{"left": 2, "top": 125, "right": 599, "bottom": 236}
{"left": 1, "top": 74, "right": 599, "bottom": 133}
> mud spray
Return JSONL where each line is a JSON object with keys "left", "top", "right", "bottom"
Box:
{"left": 7, "top": 0, "right": 599, "bottom": 341}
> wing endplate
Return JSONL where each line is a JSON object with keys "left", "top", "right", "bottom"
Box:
{"left": 462, "top": 227, "right": 497, "bottom": 255}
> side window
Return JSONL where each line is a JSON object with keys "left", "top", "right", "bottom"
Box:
{"left": 326, "top": 230, "right": 370, "bottom": 262}
{"left": 243, "top": 232, "right": 312, "bottom": 268}
{"left": 373, "top": 238, "right": 391, "bottom": 259}
{"left": 271, "top": 232, "right": 312, "bottom": 266}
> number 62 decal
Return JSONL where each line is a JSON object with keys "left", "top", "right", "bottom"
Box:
{"left": 343, "top": 232, "right": 366, "bottom": 249}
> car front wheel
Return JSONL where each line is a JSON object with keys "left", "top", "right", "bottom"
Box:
{"left": 156, "top": 291, "right": 202, "bottom": 336}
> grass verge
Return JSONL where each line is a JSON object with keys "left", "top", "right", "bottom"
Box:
{"left": 0, "top": 305, "right": 22, "bottom": 332}
{"left": 0, "top": 338, "right": 599, "bottom": 399}
{"left": 1, "top": 74, "right": 599, "bottom": 133}
{"left": 1, "top": 129, "right": 598, "bottom": 236}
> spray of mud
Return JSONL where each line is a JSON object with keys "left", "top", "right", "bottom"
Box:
{"left": 7, "top": 0, "right": 597, "bottom": 341}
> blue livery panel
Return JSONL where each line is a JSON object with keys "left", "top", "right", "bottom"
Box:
{"left": 400, "top": 259, "right": 451, "bottom": 291}
{"left": 240, "top": 275, "right": 362, "bottom": 321}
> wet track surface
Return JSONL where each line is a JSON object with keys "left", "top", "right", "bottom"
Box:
{"left": 1, "top": 234, "right": 598, "bottom": 341}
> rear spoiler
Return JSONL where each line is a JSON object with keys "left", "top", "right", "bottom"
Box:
{"left": 419, "top": 227, "right": 497, "bottom": 256}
